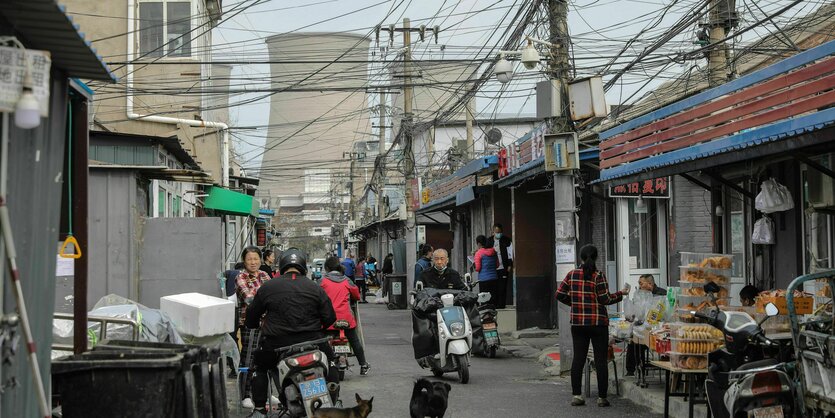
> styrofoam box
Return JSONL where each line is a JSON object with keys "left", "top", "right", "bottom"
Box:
{"left": 160, "top": 292, "right": 235, "bottom": 337}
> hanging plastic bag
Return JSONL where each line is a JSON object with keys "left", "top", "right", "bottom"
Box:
{"left": 755, "top": 178, "right": 794, "bottom": 213}
{"left": 752, "top": 216, "right": 775, "bottom": 245}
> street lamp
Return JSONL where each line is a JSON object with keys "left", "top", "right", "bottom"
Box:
{"left": 493, "top": 36, "right": 558, "bottom": 84}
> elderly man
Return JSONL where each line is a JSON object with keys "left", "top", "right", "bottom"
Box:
{"left": 626, "top": 274, "right": 666, "bottom": 376}
{"left": 417, "top": 249, "right": 466, "bottom": 290}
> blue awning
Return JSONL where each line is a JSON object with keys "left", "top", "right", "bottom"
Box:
{"left": 453, "top": 155, "right": 499, "bottom": 177}
{"left": 455, "top": 186, "right": 475, "bottom": 206}
{"left": 417, "top": 194, "right": 456, "bottom": 214}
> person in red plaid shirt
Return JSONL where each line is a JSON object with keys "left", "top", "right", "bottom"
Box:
{"left": 235, "top": 246, "right": 272, "bottom": 408}
{"left": 556, "top": 244, "right": 630, "bottom": 407}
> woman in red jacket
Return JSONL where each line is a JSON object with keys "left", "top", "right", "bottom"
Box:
{"left": 320, "top": 256, "right": 370, "bottom": 376}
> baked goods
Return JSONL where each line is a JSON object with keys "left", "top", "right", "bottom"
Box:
{"left": 699, "top": 256, "right": 732, "bottom": 268}
{"left": 674, "top": 325, "right": 723, "bottom": 340}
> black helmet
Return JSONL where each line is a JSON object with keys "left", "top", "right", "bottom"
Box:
{"left": 278, "top": 247, "right": 308, "bottom": 275}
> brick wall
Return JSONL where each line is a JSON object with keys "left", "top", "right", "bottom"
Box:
{"left": 669, "top": 174, "right": 714, "bottom": 280}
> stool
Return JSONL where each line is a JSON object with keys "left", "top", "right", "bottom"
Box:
{"left": 583, "top": 348, "right": 620, "bottom": 398}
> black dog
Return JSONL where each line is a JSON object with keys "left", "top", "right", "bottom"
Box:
{"left": 409, "top": 378, "right": 451, "bottom": 418}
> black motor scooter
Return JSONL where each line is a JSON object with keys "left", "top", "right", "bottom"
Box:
{"left": 696, "top": 282, "right": 795, "bottom": 418}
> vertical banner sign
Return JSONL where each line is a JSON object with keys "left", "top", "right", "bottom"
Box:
{"left": 256, "top": 228, "right": 266, "bottom": 246}
{"left": 409, "top": 178, "right": 421, "bottom": 211}
{"left": 0, "top": 47, "right": 51, "bottom": 116}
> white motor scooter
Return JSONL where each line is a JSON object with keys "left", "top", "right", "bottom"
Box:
{"left": 415, "top": 282, "right": 474, "bottom": 383}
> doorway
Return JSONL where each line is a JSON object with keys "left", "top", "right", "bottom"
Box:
{"left": 616, "top": 198, "right": 668, "bottom": 290}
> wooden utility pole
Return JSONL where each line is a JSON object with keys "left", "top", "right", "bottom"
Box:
{"left": 377, "top": 92, "right": 386, "bottom": 259}
{"left": 465, "top": 97, "right": 474, "bottom": 159}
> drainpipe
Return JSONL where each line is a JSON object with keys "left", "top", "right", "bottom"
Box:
{"left": 125, "top": 0, "right": 229, "bottom": 188}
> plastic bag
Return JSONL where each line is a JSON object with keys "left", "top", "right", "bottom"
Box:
{"left": 755, "top": 178, "right": 794, "bottom": 213}
{"left": 374, "top": 289, "right": 388, "bottom": 304}
{"left": 646, "top": 296, "right": 667, "bottom": 326}
{"left": 752, "top": 216, "right": 775, "bottom": 245}
{"left": 625, "top": 290, "right": 655, "bottom": 323}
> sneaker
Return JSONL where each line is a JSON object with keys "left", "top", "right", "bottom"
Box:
{"left": 269, "top": 395, "right": 281, "bottom": 406}
{"left": 246, "top": 409, "right": 267, "bottom": 418}
{"left": 360, "top": 364, "right": 371, "bottom": 376}
{"left": 571, "top": 396, "right": 585, "bottom": 406}
{"left": 241, "top": 398, "right": 255, "bottom": 409}
{"left": 597, "top": 397, "right": 610, "bottom": 407}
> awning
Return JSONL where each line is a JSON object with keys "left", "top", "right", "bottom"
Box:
{"left": 203, "top": 186, "right": 259, "bottom": 217}
{"left": 0, "top": 0, "right": 116, "bottom": 81}
{"left": 417, "top": 194, "right": 456, "bottom": 214}
{"left": 495, "top": 157, "right": 545, "bottom": 189}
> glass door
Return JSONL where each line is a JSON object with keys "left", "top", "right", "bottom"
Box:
{"left": 617, "top": 198, "right": 668, "bottom": 292}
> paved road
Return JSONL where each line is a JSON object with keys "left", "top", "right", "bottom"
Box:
{"left": 333, "top": 301, "right": 659, "bottom": 418}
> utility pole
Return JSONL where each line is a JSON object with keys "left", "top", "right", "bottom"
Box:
{"left": 377, "top": 92, "right": 386, "bottom": 260}
{"left": 547, "top": 0, "right": 578, "bottom": 375}
{"left": 465, "top": 97, "right": 474, "bottom": 159}
{"left": 706, "top": 0, "right": 738, "bottom": 86}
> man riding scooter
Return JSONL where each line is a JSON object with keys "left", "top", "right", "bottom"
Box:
{"left": 245, "top": 248, "right": 339, "bottom": 418}
{"left": 417, "top": 249, "right": 466, "bottom": 290}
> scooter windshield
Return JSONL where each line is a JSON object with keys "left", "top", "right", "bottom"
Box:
{"left": 440, "top": 306, "right": 465, "bottom": 324}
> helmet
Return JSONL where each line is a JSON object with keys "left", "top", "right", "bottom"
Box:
{"left": 278, "top": 247, "right": 308, "bottom": 275}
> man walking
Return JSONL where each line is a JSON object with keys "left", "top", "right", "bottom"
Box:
{"left": 486, "top": 223, "right": 512, "bottom": 308}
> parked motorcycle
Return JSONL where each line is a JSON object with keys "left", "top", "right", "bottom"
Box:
{"left": 326, "top": 320, "right": 353, "bottom": 381}
{"left": 463, "top": 272, "right": 501, "bottom": 358}
{"left": 696, "top": 282, "right": 795, "bottom": 418}
{"left": 273, "top": 337, "right": 339, "bottom": 417}
{"left": 413, "top": 282, "right": 474, "bottom": 384}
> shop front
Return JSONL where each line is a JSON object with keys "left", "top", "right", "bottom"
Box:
{"left": 598, "top": 40, "right": 835, "bottom": 292}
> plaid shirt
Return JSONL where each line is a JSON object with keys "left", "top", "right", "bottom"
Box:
{"left": 236, "top": 270, "right": 271, "bottom": 327}
{"left": 556, "top": 268, "right": 623, "bottom": 326}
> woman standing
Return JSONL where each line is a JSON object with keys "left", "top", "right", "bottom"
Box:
{"left": 473, "top": 235, "right": 499, "bottom": 302}
{"left": 556, "top": 244, "right": 629, "bottom": 407}
{"left": 235, "top": 246, "right": 272, "bottom": 409}
{"left": 381, "top": 253, "right": 394, "bottom": 297}
{"left": 260, "top": 249, "right": 275, "bottom": 278}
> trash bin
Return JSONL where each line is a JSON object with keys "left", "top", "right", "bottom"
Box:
{"left": 91, "top": 340, "right": 228, "bottom": 418}
{"left": 52, "top": 350, "right": 193, "bottom": 418}
{"left": 387, "top": 274, "right": 408, "bottom": 310}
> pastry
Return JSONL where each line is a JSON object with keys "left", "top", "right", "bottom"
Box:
{"left": 686, "top": 356, "right": 700, "bottom": 369}
{"left": 718, "top": 257, "right": 732, "bottom": 269}
{"left": 699, "top": 258, "right": 712, "bottom": 268}
{"left": 718, "top": 288, "right": 729, "bottom": 298}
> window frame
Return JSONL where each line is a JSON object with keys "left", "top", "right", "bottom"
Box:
{"left": 137, "top": 0, "right": 194, "bottom": 58}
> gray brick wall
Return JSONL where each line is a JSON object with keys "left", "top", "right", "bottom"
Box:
{"left": 670, "top": 175, "right": 713, "bottom": 280}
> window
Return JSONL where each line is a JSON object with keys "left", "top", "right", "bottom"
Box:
{"left": 139, "top": 1, "right": 192, "bottom": 58}
{"left": 173, "top": 196, "right": 181, "bottom": 217}
{"left": 158, "top": 188, "right": 166, "bottom": 217}
{"left": 803, "top": 153, "right": 835, "bottom": 273}
{"left": 627, "top": 198, "right": 660, "bottom": 270}
{"left": 725, "top": 183, "right": 750, "bottom": 279}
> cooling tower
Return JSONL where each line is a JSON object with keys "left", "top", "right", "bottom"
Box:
{"left": 263, "top": 32, "right": 372, "bottom": 199}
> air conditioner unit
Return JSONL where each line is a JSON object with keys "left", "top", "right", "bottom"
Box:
{"left": 807, "top": 155, "right": 835, "bottom": 208}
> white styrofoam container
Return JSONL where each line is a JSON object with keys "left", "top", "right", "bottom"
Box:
{"left": 160, "top": 292, "right": 234, "bottom": 337}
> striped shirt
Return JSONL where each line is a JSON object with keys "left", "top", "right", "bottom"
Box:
{"left": 556, "top": 268, "right": 623, "bottom": 326}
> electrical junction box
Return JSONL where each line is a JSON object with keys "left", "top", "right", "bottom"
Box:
{"left": 536, "top": 80, "right": 562, "bottom": 119}
{"left": 160, "top": 292, "right": 234, "bottom": 337}
{"left": 569, "top": 76, "right": 607, "bottom": 120}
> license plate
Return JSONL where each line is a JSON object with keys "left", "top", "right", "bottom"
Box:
{"left": 749, "top": 405, "right": 783, "bottom": 418}
{"left": 484, "top": 330, "right": 499, "bottom": 344}
{"left": 299, "top": 377, "right": 329, "bottom": 400}
{"left": 483, "top": 322, "right": 497, "bottom": 330}
{"left": 333, "top": 345, "right": 351, "bottom": 354}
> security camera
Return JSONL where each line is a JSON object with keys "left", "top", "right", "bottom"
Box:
{"left": 521, "top": 43, "right": 540, "bottom": 70}
{"left": 494, "top": 57, "right": 513, "bottom": 84}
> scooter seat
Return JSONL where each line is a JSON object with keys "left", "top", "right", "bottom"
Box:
{"left": 734, "top": 358, "right": 779, "bottom": 372}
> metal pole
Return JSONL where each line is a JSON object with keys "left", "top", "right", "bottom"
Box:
{"left": 465, "top": 97, "right": 474, "bottom": 160}
{"left": 548, "top": 0, "right": 578, "bottom": 375}
{"left": 403, "top": 18, "right": 418, "bottom": 291}
{"left": 72, "top": 98, "right": 89, "bottom": 355}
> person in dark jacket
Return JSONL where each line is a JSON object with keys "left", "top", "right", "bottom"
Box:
{"left": 625, "top": 274, "right": 667, "bottom": 376}
{"left": 414, "top": 244, "right": 434, "bottom": 288}
{"left": 485, "top": 223, "right": 512, "bottom": 308}
{"left": 320, "top": 256, "right": 370, "bottom": 375}
{"left": 245, "top": 248, "right": 337, "bottom": 418}
{"left": 417, "top": 249, "right": 466, "bottom": 290}
{"left": 381, "top": 253, "right": 394, "bottom": 297}
{"left": 259, "top": 249, "right": 275, "bottom": 277}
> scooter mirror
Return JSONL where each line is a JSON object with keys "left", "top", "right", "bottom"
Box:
{"left": 703, "top": 282, "right": 721, "bottom": 294}
{"left": 464, "top": 273, "right": 472, "bottom": 283}
{"left": 764, "top": 302, "right": 779, "bottom": 317}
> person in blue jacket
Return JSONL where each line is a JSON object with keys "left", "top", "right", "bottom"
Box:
{"left": 414, "top": 244, "right": 433, "bottom": 288}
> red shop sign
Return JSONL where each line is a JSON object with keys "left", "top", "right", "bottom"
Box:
{"left": 609, "top": 177, "right": 670, "bottom": 198}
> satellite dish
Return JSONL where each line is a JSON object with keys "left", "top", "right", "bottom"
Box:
{"left": 486, "top": 128, "right": 502, "bottom": 145}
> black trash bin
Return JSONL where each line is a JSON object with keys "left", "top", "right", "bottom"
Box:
{"left": 91, "top": 340, "right": 228, "bottom": 418}
{"left": 52, "top": 350, "right": 193, "bottom": 418}
{"left": 387, "top": 274, "right": 408, "bottom": 309}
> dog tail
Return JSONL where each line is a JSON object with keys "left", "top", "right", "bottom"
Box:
{"left": 312, "top": 399, "right": 323, "bottom": 411}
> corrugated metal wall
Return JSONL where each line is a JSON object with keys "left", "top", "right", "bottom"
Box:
{"left": 1, "top": 72, "right": 69, "bottom": 418}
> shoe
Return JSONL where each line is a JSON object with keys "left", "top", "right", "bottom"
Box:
{"left": 360, "top": 364, "right": 370, "bottom": 376}
{"left": 625, "top": 371, "right": 635, "bottom": 377}
{"left": 571, "top": 396, "right": 585, "bottom": 406}
{"left": 241, "top": 398, "right": 255, "bottom": 409}
{"left": 597, "top": 397, "right": 610, "bottom": 407}
{"left": 269, "top": 395, "right": 281, "bottom": 405}
{"left": 246, "top": 409, "right": 267, "bottom": 418}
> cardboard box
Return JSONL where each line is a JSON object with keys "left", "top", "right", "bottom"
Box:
{"left": 757, "top": 295, "right": 813, "bottom": 315}
{"left": 160, "top": 292, "right": 234, "bottom": 337}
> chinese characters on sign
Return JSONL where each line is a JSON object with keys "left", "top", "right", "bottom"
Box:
{"left": 609, "top": 177, "right": 670, "bottom": 198}
{"left": 555, "top": 244, "right": 576, "bottom": 263}
{"left": 497, "top": 124, "right": 547, "bottom": 178}
{"left": 0, "top": 47, "right": 51, "bottom": 116}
